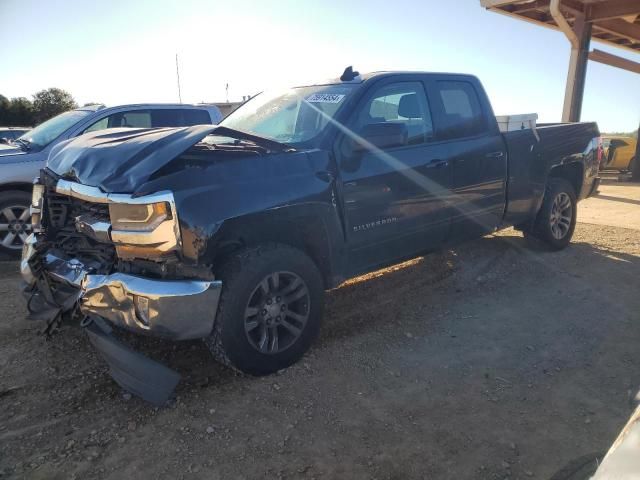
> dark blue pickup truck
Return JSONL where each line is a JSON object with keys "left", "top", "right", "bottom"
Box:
{"left": 22, "top": 68, "right": 601, "bottom": 404}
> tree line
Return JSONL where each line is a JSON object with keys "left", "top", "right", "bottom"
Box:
{"left": 0, "top": 88, "right": 99, "bottom": 127}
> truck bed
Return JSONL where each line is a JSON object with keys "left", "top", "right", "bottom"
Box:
{"left": 502, "top": 121, "right": 600, "bottom": 228}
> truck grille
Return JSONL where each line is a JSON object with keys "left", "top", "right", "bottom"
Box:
{"left": 44, "top": 187, "right": 116, "bottom": 273}
{"left": 46, "top": 189, "right": 110, "bottom": 227}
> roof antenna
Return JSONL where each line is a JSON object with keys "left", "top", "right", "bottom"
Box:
{"left": 340, "top": 66, "right": 360, "bottom": 81}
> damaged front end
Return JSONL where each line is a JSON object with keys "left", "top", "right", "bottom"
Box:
{"left": 22, "top": 170, "right": 221, "bottom": 405}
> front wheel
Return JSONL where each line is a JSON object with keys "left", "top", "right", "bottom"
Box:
{"left": 206, "top": 243, "right": 325, "bottom": 376}
{"left": 0, "top": 191, "right": 33, "bottom": 258}
{"left": 524, "top": 178, "right": 577, "bottom": 251}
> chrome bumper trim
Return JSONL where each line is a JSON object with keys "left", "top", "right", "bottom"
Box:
{"left": 81, "top": 273, "right": 221, "bottom": 340}
{"left": 55, "top": 179, "right": 110, "bottom": 204}
{"left": 21, "top": 244, "right": 220, "bottom": 341}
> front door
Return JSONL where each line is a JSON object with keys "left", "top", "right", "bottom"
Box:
{"left": 337, "top": 79, "right": 453, "bottom": 274}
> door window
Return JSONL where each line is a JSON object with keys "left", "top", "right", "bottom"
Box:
{"left": 118, "top": 111, "right": 151, "bottom": 128}
{"left": 150, "top": 109, "right": 210, "bottom": 127}
{"left": 84, "top": 117, "right": 108, "bottom": 133}
{"left": 434, "top": 81, "right": 487, "bottom": 140}
{"left": 356, "top": 82, "right": 433, "bottom": 146}
{"left": 148, "top": 109, "right": 182, "bottom": 127}
{"left": 181, "top": 109, "right": 211, "bottom": 125}
{"left": 83, "top": 108, "right": 212, "bottom": 134}
{"left": 83, "top": 110, "right": 152, "bottom": 133}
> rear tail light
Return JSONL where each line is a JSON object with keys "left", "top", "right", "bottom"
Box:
{"left": 596, "top": 136, "right": 603, "bottom": 165}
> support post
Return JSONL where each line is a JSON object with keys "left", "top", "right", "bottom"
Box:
{"left": 561, "top": 14, "right": 592, "bottom": 122}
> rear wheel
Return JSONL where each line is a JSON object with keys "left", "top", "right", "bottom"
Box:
{"left": 0, "top": 191, "right": 32, "bottom": 258}
{"left": 206, "top": 243, "right": 324, "bottom": 376}
{"left": 524, "top": 178, "right": 577, "bottom": 251}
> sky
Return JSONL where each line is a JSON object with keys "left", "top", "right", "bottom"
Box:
{"left": 0, "top": 0, "right": 638, "bottom": 132}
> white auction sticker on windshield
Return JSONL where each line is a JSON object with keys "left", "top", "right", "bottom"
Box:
{"left": 306, "top": 93, "right": 345, "bottom": 104}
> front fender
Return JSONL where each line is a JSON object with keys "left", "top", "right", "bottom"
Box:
{"left": 138, "top": 149, "right": 342, "bottom": 267}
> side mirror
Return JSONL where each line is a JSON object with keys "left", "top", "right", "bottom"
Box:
{"left": 353, "top": 122, "right": 408, "bottom": 152}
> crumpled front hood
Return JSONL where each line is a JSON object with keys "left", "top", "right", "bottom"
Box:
{"left": 47, "top": 125, "right": 218, "bottom": 193}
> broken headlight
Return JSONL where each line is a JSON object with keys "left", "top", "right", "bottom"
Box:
{"left": 109, "top": 200, "right": 180, "bottom": 259}
{"left": 109, "top": 202, "right": 170, "bottom": 232}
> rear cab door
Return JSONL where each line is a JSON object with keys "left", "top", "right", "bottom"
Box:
{"left": 425, "top": 75, "right": 507, "bottom": 241}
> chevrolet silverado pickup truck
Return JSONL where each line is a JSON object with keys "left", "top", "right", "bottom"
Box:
{"left": 21, "top": 69, "right": 601, "bottom": 404}
{"left": 0, "top": 103, "right": 222, "bottom": 256}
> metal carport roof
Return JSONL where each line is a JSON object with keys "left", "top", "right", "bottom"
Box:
{"left": 481, "top": 0, "right": 640, "bottom": 53}
{"left": 481, "top": 0, "right": 640, "bottom": 122}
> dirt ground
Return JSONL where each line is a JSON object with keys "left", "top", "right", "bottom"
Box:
{"left": 1, "top": 179, "right": 639, "bottom": 480}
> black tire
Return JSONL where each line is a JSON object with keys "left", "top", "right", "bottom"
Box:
{"left": 523, "top": 178, "right": 577, "bottom": 251}
{"left": 206, "top": 243, "right": 325, "bottom": 376}
{"left": 0, "top": 190, "right": 32, "bottom": 258}
{"left": 630, "top": 157, "right": 639, "bottom": 181}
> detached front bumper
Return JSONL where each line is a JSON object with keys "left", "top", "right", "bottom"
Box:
{"left": 22, "top": 234, "right": 222, "bottom": 404}
{"left": 21, "top": 235, "right": 221, "bottom": 341}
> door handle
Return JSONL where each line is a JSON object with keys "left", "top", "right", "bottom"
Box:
{"left": 486, "top": 151, "right": 504, "bottom": 158}
{"left": 426, "top": 159, "right": 448, "bottom": 169}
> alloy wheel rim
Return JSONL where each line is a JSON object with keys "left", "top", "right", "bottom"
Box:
{"left": 549, "top": 192, "right": 572, "bottom": 240}
{"left": 244, "top": 271, "right": 310, "bottom": 355}
{"left": 0, "top": 205, "right": 32, "bottom": 249}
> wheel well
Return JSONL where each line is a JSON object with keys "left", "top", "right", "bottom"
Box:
{"left": 548, "top": 163, "right": 583, "bottom": 196}
{"left": 210, "top": 214, "right": 334, "bottom": 288}
{"left": 0, "top": 183, "right": 34, "bottom": 195}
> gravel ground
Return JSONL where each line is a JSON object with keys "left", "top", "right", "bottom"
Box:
{"left": 1, "top": 198, "right": 639, "bottom": 479}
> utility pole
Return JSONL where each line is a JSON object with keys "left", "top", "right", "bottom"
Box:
{"left": 226, "top": 83, "right": 229, "bottom": 103}
{"left": 176, "top": 53, "right": 182, "bottom": 104}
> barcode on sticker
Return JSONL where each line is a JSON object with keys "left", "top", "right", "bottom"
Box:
{"left": 306, "top": 93, "right": 345, "bottom": 104}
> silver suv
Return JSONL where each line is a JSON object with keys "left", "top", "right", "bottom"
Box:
{"left": 0, "top": 103, "right": 221, "bottom": 256}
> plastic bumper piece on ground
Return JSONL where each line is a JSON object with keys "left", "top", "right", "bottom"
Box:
{"left": 85, "top": 318, "right": 181, "bottom": 406}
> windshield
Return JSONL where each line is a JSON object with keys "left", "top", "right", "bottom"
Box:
{"left": 18, "top": 109, "right": 92, "bottom": 150}
{"left": 220, "top": 85, "right": 355, "bottom": 144}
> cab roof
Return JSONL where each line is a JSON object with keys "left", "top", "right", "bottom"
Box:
{"left": 304, "top": 70, "right": 478, "bottom": 88}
